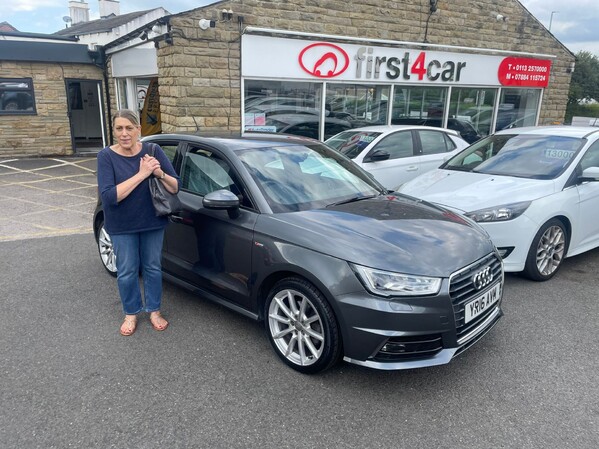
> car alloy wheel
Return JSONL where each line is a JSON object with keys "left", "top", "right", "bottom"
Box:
{"left": 97, "top": 220, "right": 117, "bottom": 277}
{"left": 265, "top": 278, "right": 341, "bottom": 374}
{"left": 524, "top": 218, "right": 567, "bottom": 281}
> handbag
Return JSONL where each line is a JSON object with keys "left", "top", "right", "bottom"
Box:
{"left": 148, "top": 144, "right": 182, "bottom": 216}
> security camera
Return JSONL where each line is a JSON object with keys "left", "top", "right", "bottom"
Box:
{"left": 199, "top": 18, "right": 215, "bottom": 30}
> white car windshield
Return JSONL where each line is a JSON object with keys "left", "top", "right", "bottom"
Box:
{"left": 237, "top": 143, "right": 383, "bottom": 212}
{"left": 325, "top": 131, "right": 382, "bottom": 159}
{"left": 444, "top": 134, "right": 584, "bottom": 179}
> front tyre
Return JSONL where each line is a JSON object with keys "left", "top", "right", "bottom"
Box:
{"left": 96, "top": 219, "right": 117, "bottom": 277}
{"left": 265, "top": 278, "right": 341, "bottom": 374}
{"left": 523, "top": 218, "right": 568, "bottom": 281}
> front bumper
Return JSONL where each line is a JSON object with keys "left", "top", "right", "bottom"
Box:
{"left": 337, "top": 252, "right": 504, "bottom": 370}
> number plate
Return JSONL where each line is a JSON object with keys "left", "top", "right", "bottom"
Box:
{"left": 464, "top": 282, "right": 502, "bottom": 324}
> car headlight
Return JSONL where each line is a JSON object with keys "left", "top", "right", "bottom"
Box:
{"left": 465, "top": 201, "right": 531, "bottom": 222}
{"left": 352, "top": 264, "right": 442, "bottom": 297}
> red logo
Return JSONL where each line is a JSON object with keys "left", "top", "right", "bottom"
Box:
{"left": 298, "top": 43, "right": 349, "bottom": 78}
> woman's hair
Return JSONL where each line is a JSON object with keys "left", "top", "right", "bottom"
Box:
{"left": 112, "top": 109, "right": 140, "bottom": 127}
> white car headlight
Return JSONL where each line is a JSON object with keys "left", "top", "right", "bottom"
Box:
{"left": 465, "top": 201, "right": 531, "bottom": 222}
{"left": 352, "top": 264, "right": 442, "bottom": 297}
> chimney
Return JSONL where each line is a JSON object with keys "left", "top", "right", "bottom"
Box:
{"left": 69, "top": 1, "right": 90, "bottom": 24}
{"left": 99, "top": 0, "right": 120, "bottom": 18}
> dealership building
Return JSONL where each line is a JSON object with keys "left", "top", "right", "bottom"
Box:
{"left": 0, "top": 0, "right": 576, "bottom": 156}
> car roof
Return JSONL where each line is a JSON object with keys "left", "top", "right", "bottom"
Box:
{"left": 333, "top": 124, "right": 461, "bottom": 136}
{"left": 146, "top": 132, "right": 322, "bottom": 152}
{"left": 266, "top": 114, "right": 351, "bottom": 125}
{"left": 494, "top": 125, "right": 599, "bottom": 139}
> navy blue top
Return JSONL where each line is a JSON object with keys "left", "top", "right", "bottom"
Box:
{"left": 97, "top": 142, "right": 180, "bottom": 235}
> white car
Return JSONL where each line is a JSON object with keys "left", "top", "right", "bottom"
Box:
{"left": 325, "top": 125, "right": 469, "bottom": 189}
{"left": 398, "top": 126, "right": 599, "bottom": 281}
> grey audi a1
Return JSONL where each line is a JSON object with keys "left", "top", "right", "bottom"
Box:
{"left": 94, "top": 133, "right": 504, "bottom": 374}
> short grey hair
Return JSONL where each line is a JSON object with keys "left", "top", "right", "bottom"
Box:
{"left": 112, "top": 109, "right": 140, "bottom": 127}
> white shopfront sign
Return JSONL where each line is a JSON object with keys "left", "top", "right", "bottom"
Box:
{"left": 242, "top": 35, "right": 551, "bottom": 88}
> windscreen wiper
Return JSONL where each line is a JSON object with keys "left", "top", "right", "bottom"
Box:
{"left": 326, "top": 194, "right": 378, "bottom": 207}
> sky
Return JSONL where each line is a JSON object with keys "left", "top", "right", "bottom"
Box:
{"left": 2, "top": 0, "right": 598, "bottom": 56}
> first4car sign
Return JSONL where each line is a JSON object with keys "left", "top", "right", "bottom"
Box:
{"left": 242, "top": 34, "right": 552, "bottom": 87}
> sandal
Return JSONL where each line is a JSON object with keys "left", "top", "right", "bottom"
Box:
{"left": 150, "top": 312, "right": 168, "bottom": 331}
{"left": 120, "top": 316, "right": 138, "bottom": 336}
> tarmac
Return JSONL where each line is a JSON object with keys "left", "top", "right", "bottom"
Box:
{"left": 0, "top": 156, "right": 98, "bottom": 242}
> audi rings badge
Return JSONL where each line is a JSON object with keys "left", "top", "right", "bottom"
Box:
{"left": 472, "top": 266, "right": 493, "bottom": 290}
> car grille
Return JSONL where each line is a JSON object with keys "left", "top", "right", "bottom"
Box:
{"left": 449, "top": 252, "right": 503, "bottom": 342}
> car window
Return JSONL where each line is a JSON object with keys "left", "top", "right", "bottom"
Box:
{"left": 445, "top": 134, "right": 584, "bottom": 179}
{"left": 418, "top": 130, "right": 455, "bottom": 155}
{"left": 371, "top": 131, "right": 414, "bottom": 160}
{"left": 238, "top": 143, "right": 382, "bottom": 212}
{"left": 181, "top": 148, "right": 253, "bottom": 208}
{"left": 579, "top": 140, "right": 599, "bottom": 171}
{"left": 325, "top": 131, "right": 382, "bottom": 159}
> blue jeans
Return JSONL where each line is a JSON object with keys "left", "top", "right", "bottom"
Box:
{"left": 111, "top": 228, "right": 165, "bottom": 315}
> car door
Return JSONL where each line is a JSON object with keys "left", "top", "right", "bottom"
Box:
{"left": 573, "top": 139, "right": 599, "bottom": 250}
{"left": 415, "top": 129, "right": 460, "bottom": 174}
{"left": 360, "top": 130, "right": 419, "bottom": 189}
{"left": 162, "top": 142, "right": 258, "bottom": 311}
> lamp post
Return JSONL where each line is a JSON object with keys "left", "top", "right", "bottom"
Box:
{"left": 549, "top": 11, "right": 558, "bottom": 32}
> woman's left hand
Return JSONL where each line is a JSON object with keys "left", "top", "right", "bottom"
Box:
{"left": 142, "top": 154, "right": 162, "bottom": 178}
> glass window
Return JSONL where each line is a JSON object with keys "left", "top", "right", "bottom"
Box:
{"left": 326, "top": 84, "right": 390, "bottom": 126}
{"left": 181, "top": 148, "right": 252, "bottom": 208}
{"left": 116, "top": 79, "right": 128, "bottom": 110}
{"left": 0, "top": 78, "right": 36, "bottom": 115}
{"left": 244, "top": 80, "right": 324, "bottom": 138}
{"left": 445, "top": 134, "right": 583, "bottom": 179}
{"left": 325, "top": 130, "right": 382, "bottom": 159}
{"left": 371, "top": 131, "right": 414, "bottom": 159}
{"left": 238, "top": 143, "right": 382, "bottom": 213}
{"left": 449, "top": 87, "right": 497, "bottom": 137}
{"left": 391, "top": 86, "right": 447, "bottom": 122}
{"left": 418, "top": 130, "right": 456, "bottom": 155}
{"left": 579, "top": 141, "right": 599, "bottom": 172}
{"left": 497, "top": 88, "right": 540, "bottom": 131}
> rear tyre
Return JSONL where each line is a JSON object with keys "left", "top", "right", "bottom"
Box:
{"left": 523, "top": 218, "right": 568, "bottom": 281}
{"left": 265, "top": 277, "right": 341, "bottom": 374}
{"left": 96, "top": 219, "right": 117, "bottom": 277}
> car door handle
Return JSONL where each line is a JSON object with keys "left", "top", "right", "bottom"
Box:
{"left": 169, "top": 215, "right": 184, "bottom": 223}
{"left": 406, "top": 166, "right": 418, "bottom": 171}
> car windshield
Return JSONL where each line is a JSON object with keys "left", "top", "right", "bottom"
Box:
{"left": 237, "top": 142, "right": 384, "bottom": 212}
{"left": 442, "top": 133, "right": 584, "bottom": 179}
{"left": 325, "top": 131, "right": 382, "bottom": 159}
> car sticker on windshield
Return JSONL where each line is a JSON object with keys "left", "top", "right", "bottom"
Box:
{"left": 544, "top": 149, "right": 575, "bottom": 160}
{"left": 359, "top": 135, "right": 376, "bottom": 142}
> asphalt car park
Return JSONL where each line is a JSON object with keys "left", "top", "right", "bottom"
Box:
{"left": 1, "top": 156, "right": 598, "bottom": 448}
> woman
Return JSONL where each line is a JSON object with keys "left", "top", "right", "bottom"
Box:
{"left": 97, "top": 109, "right": 180, "bottom": 336}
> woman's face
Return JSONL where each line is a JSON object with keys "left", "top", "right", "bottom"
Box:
{"left": 113, "top": 117, "right": 140, "bottom": 151}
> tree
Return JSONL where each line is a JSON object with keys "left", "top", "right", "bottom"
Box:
{"left": 567, "top": 51, "right": 599, "bottom": 106}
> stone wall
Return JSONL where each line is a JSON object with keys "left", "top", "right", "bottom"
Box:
{"left": 0, "top": 61, "right": 104, "bottom": 157}
{"left": 156, "top": 0, "right": 574, "bottom": 133}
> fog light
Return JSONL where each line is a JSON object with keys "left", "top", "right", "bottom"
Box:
{"left": 496, "top": 247, "right": 514, "bottom": 258}
{"left": 382, "top": 342, "right": 408, "bottom": 353}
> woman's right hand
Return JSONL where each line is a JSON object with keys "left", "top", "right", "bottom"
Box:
{"left": 139, "top": 155, "right": 160, "bottom": 178}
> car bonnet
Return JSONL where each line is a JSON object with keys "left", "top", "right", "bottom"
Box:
{"left": 399, "top": 169, "right": 557, "bottom": 213}
{"left": 256, "top": 194, "right": 494, "bottom": 278}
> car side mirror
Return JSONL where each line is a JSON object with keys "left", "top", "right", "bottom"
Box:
{"left": 579, "top": 166, "right": 599, "bottom": 183}
{"left": 203, "top": 189, "right": 240, "bottom": 218}
{"left": 365, "top": 149, "right": 390, "bottom": 162}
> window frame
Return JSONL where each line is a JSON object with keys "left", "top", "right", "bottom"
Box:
{"left": 0, "top": 77, "right": 36, "bottom": 115}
